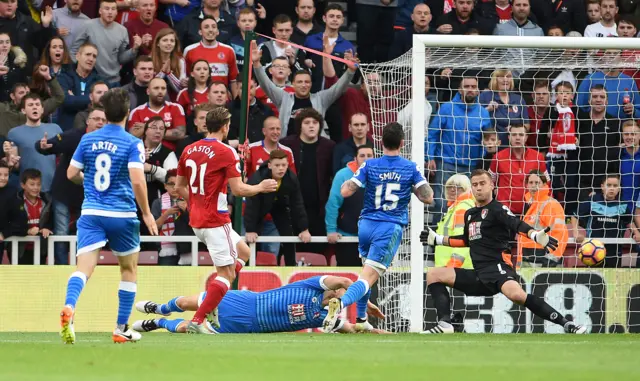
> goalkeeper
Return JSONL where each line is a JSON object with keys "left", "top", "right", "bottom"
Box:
{"left": 421, "top": 169, "right": 587, "bottom": 334}
{"left": 132, "top": 275, "right": 386, "bottom": 334}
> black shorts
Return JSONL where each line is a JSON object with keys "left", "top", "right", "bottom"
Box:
{"left": 453, "top": 262, "right": 520, "bottom": 296}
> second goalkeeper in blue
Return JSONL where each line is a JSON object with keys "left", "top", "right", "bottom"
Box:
{"left": 60, "top": 89, "right": 159, "bottom": 345}
{"left": 322, "top": 122, "right": 434, "bottom": 332}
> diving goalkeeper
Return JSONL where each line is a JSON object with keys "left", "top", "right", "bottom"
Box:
{"left": 421, "top": 169, "right": 587, "bottom": 334}
{"left": 133, "top": 275, "right": 386, "bottom": 334}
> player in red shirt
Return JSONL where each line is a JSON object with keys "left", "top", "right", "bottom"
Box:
{"left": 128, "top": 78, "right": 186, "bottom": 151}
{"left": 183, "top": 16, "right": 240, "bottom": 99}
{"left": 246, "top": 116, "right": 296, "bottom": 179}
{"left": 175, "top": 107, "right": 278, "bottom": 334}
{"left": 176, "top": 60, "right": 211, "bottom": 116}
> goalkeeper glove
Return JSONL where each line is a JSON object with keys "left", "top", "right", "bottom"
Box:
{"left": 528, "top": 227, "right": 559, "bottom": 251}
{"left": 420, "top": 228, "right": 443, "bottom": 246}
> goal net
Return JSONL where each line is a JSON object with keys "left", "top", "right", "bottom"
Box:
{"left": 361, "top": 35, "right": 640, "bottom": 334}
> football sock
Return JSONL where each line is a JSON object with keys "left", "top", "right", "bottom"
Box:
{"left": 192, "top": 277, "right": 230, "bottom": 324}
{"left": 117, "top": 281, "right": 137, "bottom": 330}
{"left": 235, "top": 258, "right": 245, "bottom": 274}
{"left": 64, "top": 271, "right": 87, "bottom": 308}
{"left": 356, "top": 288, "right": 372, "bottom": 320}
{"left": 158, "top": 318, "right": 184, "bottom": 333}
{"left": 158, "top": 297, "right": 184, "bottom": 315}
{"left": 341, "top": 279, "right": 369, "bottom": 308}
{"left": 524, "top": 294, "right": 568, "bottom": 326}
{"left": 429, "top": 283, "right": 452, "bottom": 323}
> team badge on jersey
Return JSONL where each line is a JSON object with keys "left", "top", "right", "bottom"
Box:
{"left": 218, "top": 52, "right": 225, "bottom": 59}
{"left": 481, "top": 209, "right": 488, "bottom": 219}
{"left": 288, "top": 304, "right": 307, "bottom": 324}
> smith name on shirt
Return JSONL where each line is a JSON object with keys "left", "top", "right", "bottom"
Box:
{"left": 92, "top": 141, "right": 119, "bottom": 153}
{"left": 187, "top": 145, "right": 216, "bottom": 159}
{"left": 379, "top": 172, "right": 401, "bottom": 182}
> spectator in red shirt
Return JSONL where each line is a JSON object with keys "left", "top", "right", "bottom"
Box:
{"left": 176, "top": 59, "right": 211, "bottom": 117}
{"left": 183, "top": 16, "right": 239, "bottom": 98}
{"left": 128, "top": 77, "right": 186, "bottom": 149}
{"left": 124, "top": 0, "right": 169, "bottom": 56}
{"left": 490, "top": 124, "right": 548, "bottom": 215}
{"left": 245, "top": 116, "right": 296, "bottom": 180}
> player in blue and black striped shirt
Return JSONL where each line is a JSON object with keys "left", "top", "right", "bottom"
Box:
{"left": 132, "top": 275, "right": 386, "bottom": 334}
{"left": 322, "top": 122, "right": 434, "bottom": 332}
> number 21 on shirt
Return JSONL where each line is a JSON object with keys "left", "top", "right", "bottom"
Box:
{"left": 186, "top": 159, "right": 207, "bottom": 195}
{"left": 375, "top": 183, "right": 400, "bottom": 211}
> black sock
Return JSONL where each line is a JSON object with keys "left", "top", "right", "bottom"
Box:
{"left": 428, "top": 283, "right": 451, "bottom": 323}
{"left": 524, "top": 294, "right": 568, "bottom": 326}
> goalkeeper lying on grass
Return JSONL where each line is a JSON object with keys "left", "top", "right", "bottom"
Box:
{"left": 133, "top": 275, "right": 387, "bottom": 334}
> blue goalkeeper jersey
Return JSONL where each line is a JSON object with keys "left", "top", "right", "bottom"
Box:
{"left": 70, "top": 124, "right": 145, "bottom": 218}
{"left": 215, "top": 276, "right": 330, "bottom": 333}
{"left": 351, "top": 155, "right": 427, "bottom": 226}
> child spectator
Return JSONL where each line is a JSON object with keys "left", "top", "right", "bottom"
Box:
{"left": 476, "top": 128, "right": 501, "bottom": 171}
{"left": 151, "top": 169, "right": 193, "bottom": 266}
{"left": 546, "top": 81, "right": 577, "bottom": 202}
{"left": 16, "top": 169, "right": 53, "bottom": 264}
{"left": 573, "top": 174, "right": 636, "bottom": 268}
{"left": 0, "top": 162, "right": 25, "bottom": 262}
{"left": 586, "top": 0, "right": 602, "bottom": 24}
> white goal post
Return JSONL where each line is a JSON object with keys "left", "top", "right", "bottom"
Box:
{"left": 360, "top": 35, "right": 640, "bottom": 333}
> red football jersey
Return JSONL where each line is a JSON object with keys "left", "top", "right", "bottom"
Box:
{"left": 255, "top": 85, "right": 295, "bottom": 117}
{"left": 129, "top": 102, "right": 186, "bottom": 150}
{"left": 177, "top": 138, "right": 241, "bottom": 228}
{"left": 246, "top": 141, "right": 296, "bottom": 179}
{"left": 183, "top": 42, "right": 239, "bottom": 86}
{"left": 496, "top": 4, "right": 512, "bottom": 23}
{"left": 176, "top": 87, "right": 209, "bottom": 116}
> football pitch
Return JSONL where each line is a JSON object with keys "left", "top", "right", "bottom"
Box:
{"left": 1, "top": 333, "right": 639, "bottom": 381}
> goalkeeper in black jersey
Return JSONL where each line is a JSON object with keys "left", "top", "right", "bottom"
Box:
{"left": 420, "top": 169, "right": 587, "bottom": 334}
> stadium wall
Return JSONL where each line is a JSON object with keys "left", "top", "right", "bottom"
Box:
{"left": 0, "top": 267, "right": 638, "bottom": 333}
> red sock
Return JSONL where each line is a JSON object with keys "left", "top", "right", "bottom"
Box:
{"left": 235, "top": 259, "right": 245, "bottom": 275}
{"left": 192, "top": 278, "right": 229, "bottom": 324}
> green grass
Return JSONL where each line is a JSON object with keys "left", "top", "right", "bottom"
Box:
{"left": 0, "top": 333, "right": 639, "bottom": 381}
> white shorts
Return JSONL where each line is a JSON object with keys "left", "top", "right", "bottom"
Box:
{"left": 193, "top": 223, "right": 241, "bottom": 267}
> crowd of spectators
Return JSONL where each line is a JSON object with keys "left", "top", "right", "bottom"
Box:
{"left": 1, "top": 0, "right": 640, "bottom": 268}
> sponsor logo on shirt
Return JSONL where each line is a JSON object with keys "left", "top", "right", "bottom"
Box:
{"left": 288, "top": 304, "right": 307, "bottom": 324}
{"left": 209, "top": 63, "right": 229, "bottom": 77}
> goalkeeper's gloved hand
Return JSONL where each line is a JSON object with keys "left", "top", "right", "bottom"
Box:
{"left": 528, "top": 227, "right": 559, "bottom": 251}
{"left": 420, "top": 228, "right": 443, "bottom": 246}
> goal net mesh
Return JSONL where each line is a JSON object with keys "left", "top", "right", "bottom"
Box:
{"left": 361, "top": 45, "right": 640, "bottom": 334}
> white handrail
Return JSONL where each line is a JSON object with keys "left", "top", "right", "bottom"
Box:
{"left": 4, "top": 235, "right": 635, "bottom": 266}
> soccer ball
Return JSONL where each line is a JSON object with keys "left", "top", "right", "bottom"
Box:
{"left": 578, "top": 239, "right": 606, "bottom": 267}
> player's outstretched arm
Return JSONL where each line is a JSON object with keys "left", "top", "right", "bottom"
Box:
{"left": 498, "top": 207, "right": 559, "bottom": 251}
{"left": 340, "top": 179, "right": 359, "bottom": 198}
{"left": 228, "top": 177, "right": 277, "bottom": 198}
{"left": 130, "top": 167, "right": 158, "bottom": 235}
{"left": 413, "top": 183, "right": 434, "bottom": 205}
{"left": 420, "top": 228, "right": 467, "bottom": 247}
